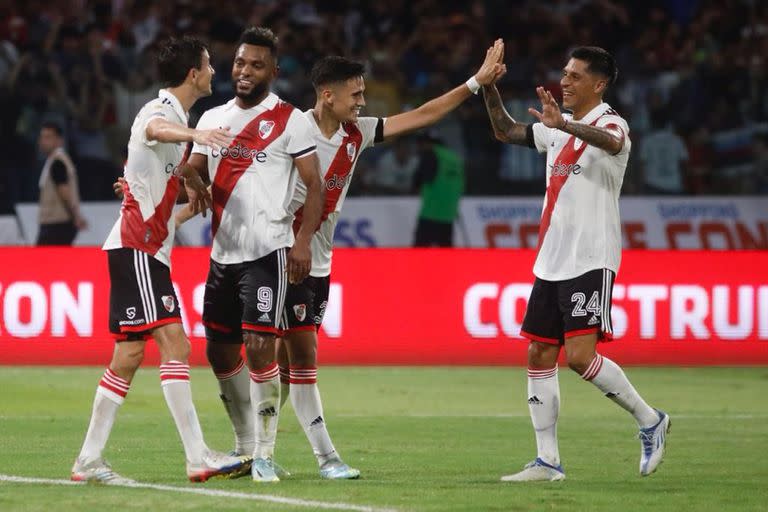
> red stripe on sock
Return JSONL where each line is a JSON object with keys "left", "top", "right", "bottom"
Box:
{"left": 160, "top": 361, "right": 190, "bottom": 381}
{"left": 102, "top": 369, "right": 130, "bottom": 391}
{"left": 582, "top": 354, "right": 603, "bottom": 381}
{"left": 289, "top": 366, "right": 317, "bottom": 384}
{"left": 528, "top": 366, "right": 558, "bottom": 379}
{"left": 250, "top": 362, "right": 279, "bottom": 383}
{"left": 214, "top": 359, "right": 245, "bottom": 380}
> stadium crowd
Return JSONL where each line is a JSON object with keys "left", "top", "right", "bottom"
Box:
{"left": 1, "top": 0, "right": 767, "bottom": 214}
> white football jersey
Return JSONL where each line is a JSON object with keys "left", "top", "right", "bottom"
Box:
{"left": 103, "top": 89, "right": 188, "bottom": 268}
{"left": 531, "top": 102, "right": 631, "bottom": 281}
{"left": 288, "top": 111, "right": 382, "bottom": 277}
{"left": 192, "top": 93, "right": 316, "bottom": 265}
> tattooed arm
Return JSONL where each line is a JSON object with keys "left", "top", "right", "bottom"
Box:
{"left": 559, "top": 120, "right": 624, "bottom": 155}
{"left": 529, "top": 86, "right": 625, "bottom": 155}
{"left": 482, "top": 84, "right": 531, "bottom": 146}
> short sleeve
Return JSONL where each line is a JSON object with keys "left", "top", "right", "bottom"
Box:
{"left": 356, "top": 116, "right": 384, "bottom": 149}
{"left": 286, "top": 110, "right": 316, "bottom": 159}
{"left": 141, "top": 99, "right": 175, "bottom": 147}
{"left": 596, "top": 115, "right": 630, "bottom": 156}
{"left": 531, "top": 122, "right": 553, "bottom": 154}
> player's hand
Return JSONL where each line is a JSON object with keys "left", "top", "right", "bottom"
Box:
{"left": 193, "top": 127, "right": 234, "bottom": 151}
{"left": 475, "top": 38, "right": 507, "bottom": 86}
{"left": 286, "top": 242, "right": 311, "bottom": 284}
{"left": 113, "top": 177, "right": 126, "bottom": 199}
{"left": 528, "top": 86, "right": 566, "bottom": 129}
{"left": 184, "top": 173, "right": 212, "bottom": 217}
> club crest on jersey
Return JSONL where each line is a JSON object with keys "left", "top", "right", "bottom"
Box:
{"left": 258, "top": 120, "right": 275, "bottom": 139}
{"left": 126, "top": 307, "right": 136, "bottom": 319}
{"left": 346, "top": 142, "right": 356, "bottom": 161}
{"left": 162, "top": 295, "right": 175, "bottom": 313}
{"left": 293, "top": 304, "right": 307, "bottom": 322}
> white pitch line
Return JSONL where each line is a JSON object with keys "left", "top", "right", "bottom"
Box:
{"left": 0, "top": 474, "right": 397, "bottom": 512}
{"left": 337, "top": 413, "right": 768, "bottom": 419}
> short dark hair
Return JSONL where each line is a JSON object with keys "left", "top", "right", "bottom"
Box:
{"left": 40, "top": 121, "right": 64, "bottom": 137}
{"left": 570, "top": 46, "right": 618, "bottom": 86}
{"left": 157, "top": 36, "right": 207, "bottom": 87}
{"left": 310, "top": 56, "right": 366, "bottom": 88}
{"left": 238, "top": 27, "right": 278, "bottom": 56}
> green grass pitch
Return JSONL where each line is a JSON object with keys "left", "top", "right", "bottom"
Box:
{"left": 1, "top": 366, "right": 766, "bottom": 511}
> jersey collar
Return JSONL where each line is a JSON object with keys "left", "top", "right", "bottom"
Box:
{"left": 573, "top": 102, "right": 612, "bottom": 125}
{"left": 158, "top": 89, "right": 189, "bottom": 123}
{"left": 305, "top": 108, "right": 348, "bottom": 139}
{"left": 226, "top": 92, "right": 280, "bottom": 112}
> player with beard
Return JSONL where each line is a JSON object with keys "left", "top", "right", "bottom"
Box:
{"left": 178, "top": 27, "right": 324, "bottom": 483}
{"left": 171, "top": 41, "right": 504, "bottom": 480}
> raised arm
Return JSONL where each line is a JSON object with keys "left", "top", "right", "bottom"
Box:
{"left": 529, "top": 87, "right": 625, "bottom": 155}
{"left": 482, "top": 83, "right": 530, "bottom": 145}
{"left": 288, "top": 152, "right": 324, "bottom": 284}
{"left": 382, "top": 39, "right": 506, "bottom": 140}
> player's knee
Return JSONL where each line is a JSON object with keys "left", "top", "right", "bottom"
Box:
{"left": 206, "top": 341, "right": 241, "bottom": 373}
{"left": 158, "top": 335, "right": 191, "bottom": 362}
{"left": 565, "top": 349, "right": 594, "bottom": 375}
{"left": 288, "top": 347, "right": 317, "bottom": 368}
{"left": 173, "top": 338, "right": 192, "bottom": 361}
{"left": 112, "top": 344, "right": 144, "bottom": 376}
{"left": 244, "top": 332, "right": 276, "bottom": 368}
{"left": 527, "top": 342, "right": 558, "bottom": 368}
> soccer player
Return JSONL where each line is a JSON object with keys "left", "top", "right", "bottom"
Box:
{"left": 274, "top": 43, "right": 506, "bottom": 479}
{"left": 175, "top": 41, "right": 506, "bottom": 481}
{"left": 180, "top": 27, "right": 324, "bottom": 483}
{"left": 71, "top": 37, "right": 249, "bottom": 484}
{"left": 481, "top": 46, "right": 670, "bottom": 481}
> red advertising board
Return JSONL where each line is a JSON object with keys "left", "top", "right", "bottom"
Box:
{"left": 0, "top": 248, "right": 766, "bottom": 366}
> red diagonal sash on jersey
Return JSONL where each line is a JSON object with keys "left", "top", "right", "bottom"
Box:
{"left": 211, "top": 101, "right": 295, "bottom": 239}
{"left": 535, "top": 117, "right": 600, "bottom": 254}
{"left": 119, "top": 143, "right": 190, "bottom": 256}
{"left": 293, "top": 122, "right": 363, "bottom": 233}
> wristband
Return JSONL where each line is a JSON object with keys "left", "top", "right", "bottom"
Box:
{"left": 465, "top": 76, "right": 480, "bottom": 95}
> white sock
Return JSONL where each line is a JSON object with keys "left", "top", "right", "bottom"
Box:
{"left": 214, "top": 359, "right": 254, "bottom": 455}
{"left": 279, "top": 365, "right": 290, "bottom": 410}
{"left": 160, "top": 361, "right": 208, "bottom": 465}
{"left": 582, "top": 354, "right": 659, "bottom": 428}
{"left": 527, "top": 366, "right": 561, "bottom": 466}
{"left": 289, "top": 367, "right": 337, "bottom": 466}
{"left": 249, "top": 362, "right": 280, "bottom": 459}
{"left": 77, "top": 368, "right": 130, "bottom": 463}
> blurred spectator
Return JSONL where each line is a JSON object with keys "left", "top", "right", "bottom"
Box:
{"left": 363, "top": 136, "right": 420, "bottom": 195}
{"left": 413, "top": 132, "right": 464, "bottom": 247}
{"left": 35, "top": 121, "right": 86, "bottom": 245}
{"left": 0, "top": 0, "right": 766, "bottom": 210}
{"left": 638, "top": 108, "right": 689, "bottom": 194}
